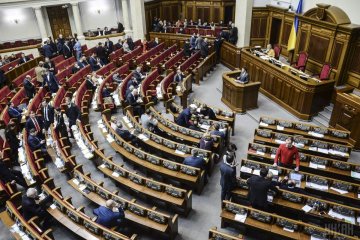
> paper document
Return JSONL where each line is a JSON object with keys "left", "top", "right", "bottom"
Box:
{"left": 112, "top": 172, "right": 120, "bottom": 178}
{"left": 234, "top": 213, "right": 247, "bottom": 223}
{"left": 302, "top": 205, "right": 312, "bottom": 213}
{"left": 259, "top": 122, "right": 268, "bottom": 127}
{"left": 330, "top": 187, "right": 348, "bottom": 195}
{"left": 240, "top": 166, "right": 252, "bottom": 174}
{"left": 283, "top": 227, "right": 294, "bottom": 232}
{"left": 175, "top": 149, "right": 185, "bottom": 155}
{"left": 276, "top": 125, "right": 284, "bottom": 130}
{"left": 351, "top": 171, "right": 360, "bottom": 179}
{"left": 253, "top": 169, "right": 261, "bottom": 176}
{"left": 256, "top": 150, "right": 265, "bottom": 156}
{"left": 72, "top": 179, "right": 80, "bottom": 185}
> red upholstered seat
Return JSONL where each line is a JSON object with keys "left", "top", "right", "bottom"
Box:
{"left": 274, "top": 44, "right": 282, "bottom": 60}
{"left": 312, "top": 63, "right": 332, "bottom": 81}
{"left": 291, "top": 52, "right": 308, "bottom": 72}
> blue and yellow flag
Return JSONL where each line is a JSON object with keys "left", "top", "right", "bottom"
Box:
{"left": 287, "top": 0, "right": 303, "bottom": 51}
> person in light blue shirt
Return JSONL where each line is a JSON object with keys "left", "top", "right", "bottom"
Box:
{"left": 73, "top": 39, "right": 82, "bottom": 61}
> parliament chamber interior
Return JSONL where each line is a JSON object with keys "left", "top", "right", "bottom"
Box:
{"left": 1, "top": 0, "right": 360, "bottom": 239}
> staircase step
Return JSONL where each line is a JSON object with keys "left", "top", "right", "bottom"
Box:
{"left": 313, "top": 116, "right": 329, "bottom": 128}
{"left": 318, "top": 110, "right": 332, "bottom": 121}
{"left": 324, "top": 105, "right": 333, "bottom": 114}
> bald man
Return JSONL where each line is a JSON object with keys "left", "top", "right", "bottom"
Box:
{"left": 93, "top": 199, "right": 125, "bottom": 229}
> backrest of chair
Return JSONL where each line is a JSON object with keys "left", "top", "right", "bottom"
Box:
{"left": 274, "top": 44, "right": 282, "bottom": 60}
{"left": 319, "top": 63, "right": 332, "bottom": 80}
{"left": 297, "top": 52, "right": 308, "bottom": 67}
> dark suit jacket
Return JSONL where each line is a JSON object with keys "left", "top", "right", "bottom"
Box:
{"left": 127, "top": 38, "right": 135, "bottom": 50}
{"left": 200, "top": 107, "right": 216, "bottom": 120}
{"left": 28, "top": 134, "right": 45, "bottom": 151}
{"left": 44, "top": 61, "right": 56, "bottom": 73}
{"left": 199, "top": 138, "right": 214, "bottom": 150}
{"left": 54, "top": 113, "right": 66, "bottom": 133}
{"left": 114, "top": 43, "right": 122, "bottom": 50}
{"left": 200, "top": 42, "right": 209, "bottom": 58}
{"left": 22, "top": 195, "right": 47, "bottom": 220}
{"left": 96, "top": 46, "right": 106, "bottom": 60}
{"left": 89, "top": 57, "right": 98, "bottom": 71}
{"left": 23, "top": 79, "right": 35, "bottom": 98}
{"left": 5, "top": 128, "right": 20, "bottom": 150}
{"left": 117, "top": 22, "right": 124, "bottom": 33}
{"left": 77, "top": 61, "right": 87, "bottom": 69}
{"left": 43, "top": 73, "right": 59, "bottom": 93}
{"left": 183, "top": 43, "right": 191, "bottom": 57}
{"left": 247, "top": 175, "right": 279, "bottom": 209}
{"left": 174, "top": 73, "right": 185, "bottom": 83}
{"left": 183, "top": 156, "right": 206, "bottom": 169}
{"left": 25, "top": 117, "right": 44, "bottom": 133}
{"left": 176, "top": 108, "right": 191, "bottom": 127}
{"left": 66, "top": 103, "right": 81, "bottom": 124}
{"left": 43, "top": 44, "right": 53, "bottom": 58}
{"left": 72, "top": 66, "right": 80, "bottom": 74}
{"left": 126, "top": 93, "right": 139, "bottom": 106}
{"left": 93, "top": 206, "right": 124, "bottom": 228}
{"left": 86, "top": 79, "right": 97, "bottom": 91}
{"left": 42, "top": 105, "right": 54, "bottom": 124}
{"left": 237, "top": 72, "right": 249, "bottom": 84}
{"left": 116, "top": 129, "right": 133, "bottom": 142}
{"left": 102, "top": 88, "right": 111, "bottom": 98}
{"left": 0, "top": 161, "right": 17, "bottom": 183}
{"left": 126, "top": 79, "right": 138, "bottom": 89}
{"left": 63, "top": 44, "right": 72, "bottom": 58}
{"left": 220, "top": 162, "right": 237, "bottom": 191}
{"left": 19, "top": 57, "right": 30, "bottom": 65}
{"left": 105, "top": 41, "right": 114, "bottom": 54}
{"left": 8, "top": 107, "right": 22, "bottom": 120}
{"left": 133, "top": 71, "right": 145, "bottom": 82}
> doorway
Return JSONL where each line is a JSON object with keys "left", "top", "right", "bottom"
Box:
{"left": 270, "top": 18, "right": 282, "bottom": 45}
{"left": 224, "top": 6, "right": 233, "bottom": 24}
{"left": 46, "top": 6, "right": 72, "bottom": 39}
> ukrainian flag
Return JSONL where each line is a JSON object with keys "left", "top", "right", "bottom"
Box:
{"left": 287, "top": 0, "right": 303, "bottom": 51}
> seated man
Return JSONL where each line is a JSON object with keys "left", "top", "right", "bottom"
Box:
{"left": 0, "top": 160, "right": 27, "bottom": 188}
{"left": 22, "top": 188, "right": 53, "bottom": 230}
{"left": 126, "top": 89, "right": 143, "bottom": 116}
{"left": 112, "top": 72, "right": 122, "bottom": 84}
{"left": 115, "top": 122, "right": 140, "bottom": 147}
{"left": 25, "top": 111, "right": 45, "bottom": 138}
{"left": 72, "top": 63, "right": 81, "bottom": 74}
{"left": 114, "top": 39, "right": 123, "bottom": 50}
{"left": 133, "top": 66, "right": 146, "bottom": 82}
{"left": 78, "top": 56, "right": 88, "bottom": 68}
{"left": 174, "top": 69, "right": 185, "bottom": 84}
{"left": 93, "top": 200, "right": 125, "bottom": 229}
{"left": 140, "top": 109, "right": 158, "bottom": 132}
{"left": 126, "top": 77, "right": 139, "bottom": 90}
{"left": 210, "top": 123, "right": 226, "bottom": 139}
{"left": 199, "top": 133, "right": 214, "bottom": 151}
{"left": 7, "top": 101, "right": 22, "bottom": 122}
{"left": 200, "top": 104, "right": 216, "bottom": 120}
{"left": 236, "top": 67, "right": 249, "bottom": 84}
{"left": 176, "top": 106, "right": 195, "bottom": 127}
{"left": 188, "top": 115, "right": 201, "bottom": 131}
{"left": 183, "top": 151, "right": 206, "bottom": 170}
{"left": 85, "top": 74, "right": 97, "bottom": 91}
{"left": 43, "top": 69, "right": 60, "bottom": 94}
{"left": 18, "top": 53, "right": 30, "bottom": 65}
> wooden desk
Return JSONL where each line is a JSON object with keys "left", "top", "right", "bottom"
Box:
{"left": 222, "top": 70, "right": 261, "bottom": 113}
{"left": 240, "top": 48, "right": 336, "bottom": 120}
{"left": 330, "top": 92, "right": 360, "bottom": 150}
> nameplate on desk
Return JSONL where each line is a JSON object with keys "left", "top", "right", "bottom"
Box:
{"left": 317, "top": 148, "right": 329, "bottom": 154}
{"left": 138, "top": 134, "right": 149, "bottom": 141}
{"left": 275, "top": 139, "right": 286, "bottom": 144}
{"left": 330, "top": 187, "right": 348, "bottom": 195}
{"left": 329, "top": 149, "right": 349, "bottom": 157}
{"left": 112, "top": 172, "right": 120, "bottom": 178}
{"left": 270, "top": 154, "right": 276, "bottom": 159}
{"left": 50, "top": 204, "right": 57, "bottom": 210}
{"left": 351, "top": 171, "right": 360, "bottom": 179}
{"left": 259, "top": 122, "right": 269, "bottom": 127}
{"left": 253, "top": 169, "right": 260, "bottom": 176}
{"left": 283, "top": 227, "right": 294, "bottom": 233}
{"left": 175, "top": 149, "right": 185, "bottom": 155}
{"left": 309, "top": 162, "right": 326, "bottom": 170}
{"left": 256, "top": 150, "right": 265, "bottom": 156}
{"left": 268, "top": 169, "right": 278, "bottom": 176}
{"left": 234, "top": 213, "right": 247, "bottom": 223}
{"left": 240, "top": 166, "right": 252, "bottom": 174}
{"left": 306, "top": 182, "right": 328, "bottom": 191}
{"left": 72, "top": 179, "right": 80, "bottom": 185}
{"left": 100, "top": 164, "right": 106, "bottom": 168}
{"left": 276, "top": 125, "right": 284, "bottom": 131}
{"left": 308, "top": 131, "right": 324, "bottom": 138}
{"left": 302, "top": 205, "right": 312, "bottom": 213}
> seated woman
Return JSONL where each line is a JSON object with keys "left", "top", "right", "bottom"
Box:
{"left": 199, "top": 133, "right": 214, "bottom": 151}
{"left": 266, "top": 44, "right": 275, "bottom": 58}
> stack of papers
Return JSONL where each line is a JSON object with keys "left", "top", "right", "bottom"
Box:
{"left": 329, "top": 149, "right": 349, "bottom": 157}
{"left": 306, "top": 182, "right": 328, "bottom": 191}
{"left": 54, "top": 157, "right": 65, "bottom": 169}
{"left": 112, "top": 172, "right": 120, "bottom": 177}
{"left": 240, "top": 166, "right": 252, "bottom": 174}
{"left": 234, "top": 213, "right": 247, "bottom": 223}
{"left": 276, "top": 125, "right": 284, "bottom": 130}
{"left": 317, "top": 148, "right": 329, "bottom": 154}
{"left": 175, "top": 149, "right": 185, "bottom": 155}
{"left": 106, "top": 135, "right": 115, "bottom": 143}
{"left": 259, "top": 122, "right": 268, "bottom": 127}
{"left": 138, "top": 134, "right": 149, "bottom": 141}
{"left": 328, "top": 209, "right": 355, "bottom": 224}
{"left": 351, "top": 171, "right": 360, "bottom": 179}
{"left": 308, "top": 131, "right": 324, "bottom": 138}
{"left": 72, "top": 179, "right": 80, "bottom": 185}
{"left": 200, "top": 124, "right": 210, "bottom": 130}
{"left": 270, "top": 154, "right": 276, "bottom": 159}
{"left": 112, "top": 92, "right": 121, "bottom": 106}
{"left": 253, "top": 169, "right": 260, "bottom": 176}
{"left": 330, "top": 187, "right": 348, "bottom": 195}
{"left": 294, "top": 143, "right": 305, "bottom": 148}
{"left": 302, "top": 205, "right": 313, "bottom": 213}
{"left": 268, "top": 169, "right": 278, "bottom": 176}
{"left": 309, "top": 146, "right": 318, "bottom": 151}
{"left": 309, "top": 162, "right": 326, "bottom": 169}
{"left": 256, "top": 150, "right": 265, "bottom": 156}
{"left": 156, "top": 85, "right": 163, "bottom": 99}
{"left": 275, "top": 139, "right": 286, "bottom": 144}
{"left": 91, "top": 87, "right": 99, "bottom": 110}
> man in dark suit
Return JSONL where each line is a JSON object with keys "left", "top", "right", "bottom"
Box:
{"left": 126, "top": 77, "right": 139, "bottom": 90}
{"left": 22, "top": 188, "right": 53, "bottom": 229}
{"left": 72, "top": 63, "right": 81, "bottom": 74}
{"left": 102, "top": 83, "right": 112, "bottom": 98}
{"left": 43, "top": 70, "right": 59, "bottom": 94}
{"left": 125, "top": 85, "right": 134, "bottom": 99}
{"left": 126, "top": 89, "right": 143, "bottom": 116}
{"left": 7, "top": 102, "right": 22, "bottom": 122}
{"left": 42, "top": 41, "right": 54, "bottom": 58}
{"left": 133, "top": 66, "right": 146, "bottom": 82}
{"left": 44, "top": 57, "right": 56, "bottom": 74}
{"left": 89, "top": 53, "right": 98, "bottom": 71}
{"left": 200, "top": 38, "right": 209, "bottom": 58}
{"left": 105, "top": 38, "right": 114, "bottom": 55}
{"left": 114, "top": 39, "right": 123, "bottom": 50}
{"left": 96, "top": 42, "right": 107, "bottom": 64}
{"left": 54, "top": 108, "right": 69, "bottom": 139}
{"left": 25, "top": 111, "right": 45, "bottom": 137}
{"left": 0, "top": 160, "right": 27, "bottom": 188}
{"left": 236, "top": 67, "right": 249, "bottom": 84}
{"left": 41, "top": 100, "right": 54, "bottom": 131}
{"left": 5, "top": 120, "right": 20, "bottom": 164}
{"left": 23, "top": 75, "right": 36, "bottom": 99}
{"left": 18, "top": 53, "right": 30, "bottom": 65}
{"left": 27, "top": 128, "right": 47, "bottom": 152}
{"left": 183, "top": 40, "right": 191, "bottom": 57}
{"left": 117, "top": 22, "right": 124, "bottom": 33}
{"left": 63, "top": 41, "right": 72, "bottom": 59}
{"left": 174, "top": 69, "right": 185, "bottom": 83}
{"left": 200, "top": 104, "right": 216, "bottom": 120}
{"left": 176, "top": 107, "right": 195, "bottom": 127}
{"left": 78, "top": 56, "right": 88, "bottom": 68}
{"left": 115, "top": 122, "right": 140, "bottom": 147}
{"left": 85, "top": 75, "right": 97, "bottom": 91}
{"left": 220, "top": 155, "right": 237, "bottom": 201}
{"left": 183, "top": 151, "right": 206, "bottom": 169}
{"left": 214, "top": 35, "right": 224, "bottom": 63}
{"left": 247, "top": 168, "right": 279, "bottom": 210}
{"left": 93, "top": 200, "right": 125, "bottom": 229}
{"left": 127, "top": 36, "right": 135, "bottom": 50}
{"left": 65, "top": 97, "right": 81, "bottom": 138}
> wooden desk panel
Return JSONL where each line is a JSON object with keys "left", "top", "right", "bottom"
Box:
{"left": 330, "top": 93, "right": 360, "bottom": 150}
{"left": 240, "top": 48, "right": 335, "bottom": 120}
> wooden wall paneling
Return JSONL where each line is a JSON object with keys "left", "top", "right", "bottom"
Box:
{"left": 187, "top": 6, "right": 194, "bottom": 20}
{"left": 213, "top": 7, "right": 220, "bottom": 23}
{"left": 330, "top": 41, "right": 344, "bottom": 70}
{"left": 281, "top": 21, "right": 292, "bottom": 47}
{"left": 308, "top": 34, "right": 330, "bottom": 63}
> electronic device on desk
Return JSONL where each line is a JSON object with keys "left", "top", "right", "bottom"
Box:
{"left": 128, "top": 203, "right": 146, "bottom": 217}
{"left": 278, "top": 120, "right": 292, "bottom": 128}
{"left": 332, "top": 205, "right": 355, "bottom": 217}
{"left": 67, "top": 209, "right": 80, "bottom": 223}
{"left": 180, "top": 165, "right": 198, "bottom": 176}
{"left": 249, "top": 211, "right": 272, "bottom": 223}
{"left": 281, "top": 192, "right": 303, "bottom": 203}
{"left": 310, "top": 156, "right": 328, "bottom": 166}
{"left": 165, "top": 186, "right": 184, "bottom": 198}
{"left": 299, "top": 153, "right": 308, "bottom": 162}
{"left": 290, "top": 69, "right": 298, "bottom": 76}
{"left": 224, "top": 203, "right": 247, "bottom": 215}
{"left": 295, "top": 123, "right": 311, "bottom": 131}
{"left": 192, "top": 149, "right": 208, "bottom": 159}
{"left": 134, "top": 149, "right": 146, "bottom": 159}
{"left": 289, "top": 171, "right": 304, "bottom": 187}
{"left": 249, "top": 143, "right": 266, "bottom": 154}
{"left": 307, "top": 176, "right": 328, "bottom": 186}
{"left": 306, "top": 199, "right": 328, "bottom": 212}
{"left": 332, "top": 181, "right": 353, "bottom": 192}
{"left": 331, "top": 130, "right": 349, "bottom": 139}
{"left": 163, "top": 160, "right": 179, "bottom": 171}
{"left": 303, "top": 226, "right": 329, "bottom": 239}
{"left": 148, "top": 211, "right": 167, "bottom": 224}
{"left": 274, "top": 133, "right": 288, "bottom": 142}
{"left": 237, "top": 179, "right": 249, "bottom": 190}
{"left": 275, "top": 219, "right": 299, "bottom": 231}
{"left": 146, "top": 155, "right": 161, "bottom": 165}
{"left": 313, "top": 127, "right": 328, "bottom": 135}
{"left": 256, "top": 129, "right": 272, "bottom": 138}
{"left": 331, "top": 235, "right": 351, "bottom": 240}
{"left": 177, "top": 144, "right": 190, "bottom": 154}
{"left": 113, "top": 165, "right": 127, "bottom": 177}
{"left": 53, "top": 199, "right": 65, "bottom": 212}
{"left": 163, "top": 139, "right": 176, "bottom": 149}
{"left": 244, "top": 162, "right": 260, "bottom": 171}
{"left": 179, "top": 127, "right": 190, "bottom": 135}
{"left": 84, "top": 220, "right": 100, "bottom": 235}
{"left": 103, "top": 231, "right": 124, "bottom": 240}
{"left": 150, "top": 134, "right": 162, "bottom": 144}
{"left": 299, "top": 74, "right": 309, "bottom": 80}
{"left": 311, "top": 141, "right": 329, "bottom": 150}
{"left": 97, "top": 188, "right": 110, "bottom": 200}
{"left": 332, "top": 145, "right": 349, "bottom": 154}
{"left": 332, "top": 161, "right": 351, "bottom": 171}
{"left": 123, "top": 141, "right": 133, "bottom": 153}
{"left": 113, "top": 198, "right": 127, "bottom": 209}
{"left": 293, "top": 136, "right": 309, "bottom": 148}
{"left": 168, "top": 123, "right": 178, "bottom": 131}
{"left": 146, "top": 180, "right": 163, "bottom": 191}
{"left": 129, "top": 173, "right": 144, "bottom": 185}
{"left": 260, "top": 117, "right": 276, "bottom": 125}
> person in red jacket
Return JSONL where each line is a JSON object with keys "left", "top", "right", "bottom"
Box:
{"left": 273, "top": 137, "right": 300, "bottom": 171}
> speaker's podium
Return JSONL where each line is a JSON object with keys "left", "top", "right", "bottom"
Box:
{"left": 221, "top": 70, "right": 261, "bottom": 113}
